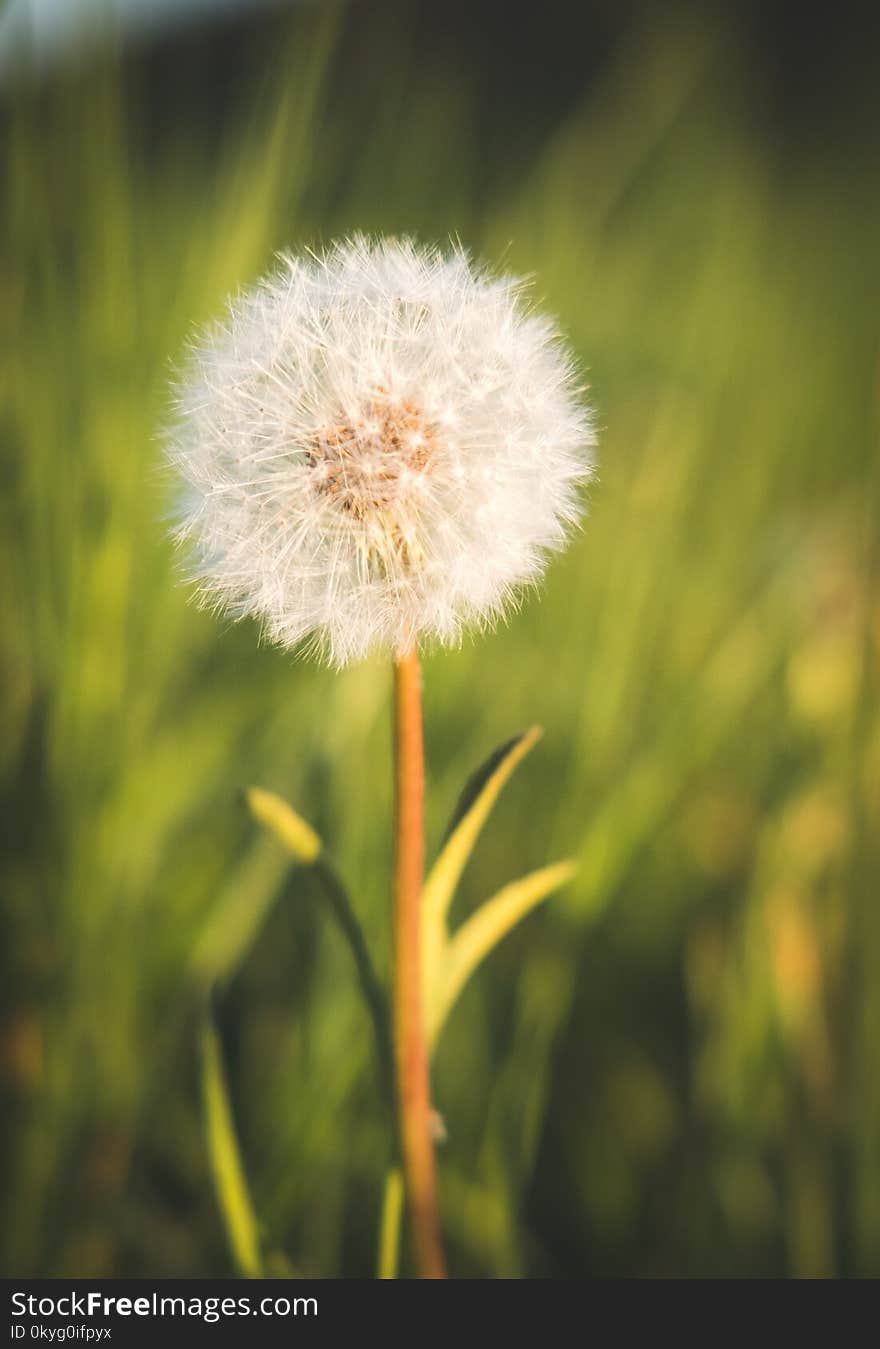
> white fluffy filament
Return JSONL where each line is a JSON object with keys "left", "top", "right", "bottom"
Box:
{"left": 165, "top": 237, "right": 595, "bottom": 667}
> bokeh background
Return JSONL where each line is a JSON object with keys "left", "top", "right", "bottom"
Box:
{"left": 2, "top": 0, "right": 878, "bottom": 1278}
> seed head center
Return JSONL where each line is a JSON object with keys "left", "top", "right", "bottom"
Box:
{"left": 305, "top": 394, "right": 436, "bottom": 520}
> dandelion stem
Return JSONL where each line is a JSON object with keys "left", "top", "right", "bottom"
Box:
{"left": 392, "top": 649, "right": 446, "bottom": 1279}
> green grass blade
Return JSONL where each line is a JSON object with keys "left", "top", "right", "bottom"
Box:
{"left": 246, "top": 786, "right": 393, "bottom": 1106}
{"left": 312, "top": 854, "right": 394, "bottom": 1108}
{"left": 376, "top": 1166, "right": 405, "bottom": 1279}
{"left": 429, "top": 860, "right": 575, "bottom": 1048}
{"left": 245, "top": 786, "right": 322, "bottom": 863}
{"left": 200, "top": 1010, "right": 263, "bottom": 1279}
{"left": 422, "top": 727, "right": 543, "bottom": 1002}
{"left": 191, "top": 791, "right": 323, "bottom": 986}
{"left": 438, "top": 728, "right": 543, "bottom": 846}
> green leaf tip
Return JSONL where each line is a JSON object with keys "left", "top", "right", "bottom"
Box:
{"left": 423, "top": 725, "right": 543, "bottom": 938}
{"left": 441, "top": 726, "right": 543, "bottom": 843}
{"left": 200, "top": 1011, "right": 264, "bottom": 1279}
{"left": 420, "top": 725, "right": 571, "bottom": 1053}
{"left": 245, "top": 785, "right": 322, "bottom": 864}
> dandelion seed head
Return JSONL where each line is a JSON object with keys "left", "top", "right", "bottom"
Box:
{"left": 165, "top": 236, "right": 596, "bottom": 666}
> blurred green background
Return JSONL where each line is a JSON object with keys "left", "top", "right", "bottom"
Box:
{"left": 2, "top": 0, "right": 878, "bottom": 1278}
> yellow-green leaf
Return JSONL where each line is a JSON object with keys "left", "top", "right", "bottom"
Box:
{"left": 245, "top": 785, "right": 322, "bottom": 863}
{"left": 200, "top": 1011, "right": 263, "bottom": 1279}
{"left": 376, "top": 1166, "right": 405, "bottom": 1280}
{"left": 428, "top": 860, "right": 575, "bottom": 1048}
{"left": 422, "top": 727, "right": 543, "bottom": 1000}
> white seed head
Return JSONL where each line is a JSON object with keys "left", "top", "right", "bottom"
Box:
{"left": 164, "top": 237, "right": 595, "bottom": 666}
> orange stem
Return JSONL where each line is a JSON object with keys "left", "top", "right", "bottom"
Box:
{"left": 392, "top": 649, "right": 447, "bottom": 1279}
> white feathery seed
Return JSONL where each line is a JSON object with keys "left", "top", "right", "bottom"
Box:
{"left": 164, "top": 237, "right": 595, "bottom": 667}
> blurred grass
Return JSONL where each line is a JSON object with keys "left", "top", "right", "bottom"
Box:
{"left": 1, "top": 2, "right": 878, "bottom": 1278}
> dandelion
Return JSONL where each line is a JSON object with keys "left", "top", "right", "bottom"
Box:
{"left": 166, "top": 238, "right": 595, "bottom": 1280}
{"left": 165, "top": 236, "right": 594, "bottom": 667}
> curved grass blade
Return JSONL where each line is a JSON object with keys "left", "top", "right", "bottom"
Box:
{"left": 422, "top": 727, "right": 543, "bottom": 989}
{"left": 245, "top": 786, "right": 322, "bottom": 863}
{"left": 440, "top": 729, "right": 542, "bottom": 846}
{"left": 311, "top": 852, "right": 394, "bottom": 1108}
{"left": 245, "top": 786, "right": 393, "bottom": 1107}
{"left": 192, "top": 789, "right": 322, "bottom": 987}
{"left": 200, "top": 1009, "right": 263, "bottom": 1279}
{"left": 428, "top": 860, "right": 575, "bottom": 1048}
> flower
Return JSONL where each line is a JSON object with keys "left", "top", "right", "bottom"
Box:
{"left": 165, "top": 236, "right": 595, "bottom": 666}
